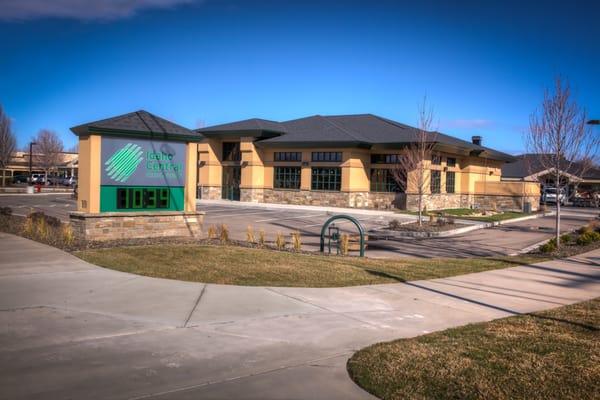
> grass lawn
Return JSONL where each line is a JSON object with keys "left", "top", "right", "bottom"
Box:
{"left": 347, "top": 298, "right": 600, "bottom": 400}
{"left": 74, "top": 244, "right": 545, "bottom": 287}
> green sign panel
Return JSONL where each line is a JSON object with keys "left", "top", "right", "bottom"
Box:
{"left": 100, "top": 137, "right": 186, "bottom": 212}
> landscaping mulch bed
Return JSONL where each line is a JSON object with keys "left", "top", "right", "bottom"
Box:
{"left": 387, "top": 221, "right": 462, "bottom": 233}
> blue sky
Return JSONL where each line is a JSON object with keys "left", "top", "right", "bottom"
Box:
{"left": 0, "top": 0, "right": 598, "bottom": 153}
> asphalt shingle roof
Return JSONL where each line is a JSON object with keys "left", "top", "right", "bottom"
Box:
{"left": 71, "top": 110, "right": 199, "bottom": 139}
{"left": 199, "top": 114, "right": 513, "bottom": 161}
{"left": 502, "top": 154, "right": 600, "bottom": 179}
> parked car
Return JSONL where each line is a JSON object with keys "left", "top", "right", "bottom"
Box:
{"left": 30, "top": 174, "right": 45, "bottom": 184}
{"left": 61, "top": 176, "right": 77, "bottom": 186}
{"left": 47, "top": 175, "right": 62, "bottom": 185}
{"left": 12, "top": 175, "right": 28, "bottom": 184}
{"left": 541, "top": 187, "right": 566, "bottom": 205}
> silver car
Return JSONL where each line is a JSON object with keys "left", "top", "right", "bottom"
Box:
{"left": 542, "top": 187, "right": 566, "bottom": 205}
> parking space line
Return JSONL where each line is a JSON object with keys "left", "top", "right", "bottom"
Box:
{"left": 255, "top": 213, "right": 322, "bottom": 223}
{"left": 204, "top": 210, "right": 283, "bottom": 218}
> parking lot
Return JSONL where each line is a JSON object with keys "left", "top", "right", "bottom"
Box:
{"left": 0, "top": 194, "right": 596, "bottom": 258}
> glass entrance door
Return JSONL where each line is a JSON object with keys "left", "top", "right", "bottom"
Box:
{"left": 222, "top": 166, "right": 241, "bottom": 201}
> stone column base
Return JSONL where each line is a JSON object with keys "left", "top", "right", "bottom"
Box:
{"left": 69, "top": 211, "right": 204, "bottom": 242}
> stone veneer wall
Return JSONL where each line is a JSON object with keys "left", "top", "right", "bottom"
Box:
{"left": 241, "top": 188, "right": 264, "bottom": 203}
{"left": 473, "top": 194, "right": 540, "bottom": 212}
{"left": 406, "top": 194, "right": 470, "bottom": 211}
{"left": 69, "top": 211, "right": 204, "bottom": 242}
{"left": 262, "top": 189, "right": 399, "bottom": 209}
{"left": 200, "top": 186, "right": 221, "bottom": 200}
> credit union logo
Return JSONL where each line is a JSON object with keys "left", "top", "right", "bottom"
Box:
{"left": 104, "top": 143, "right": 144, "bottom": 183}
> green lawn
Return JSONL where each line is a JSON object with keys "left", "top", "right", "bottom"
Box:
{"left": 347, "top": 298, "right": 600, "bottom": 400}
{"left": 74, "top": 244, "right": 545, "bottom": 287}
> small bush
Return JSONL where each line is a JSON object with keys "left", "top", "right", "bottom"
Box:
{"left": 207, "top": 225, "right": 217, "bottom": 239}
{"left": 539, "top": 239, "right": 557, "bottom": 253}
{"left": 258, "top": 230, "right": 266, "bottom": 247}
{"left": 339, "top": 233, "right": 350, "bottom": 256}
{"left": 0, "top": 207, "right": 12, "bottom": 216}
{"left": 61, "top": 224, "right": 75, "bottom": 246}
{"left": 576, "top": 231, "right": 600, "bottom": 246}
{"left": 578, "top": 225, "right": 593, "bottom": 235}
{"left": 291, "top": 231, "right": 301, "bottom": 252}
{"left": 275, "top": 232, "right": 286, "bottom": 250}
{"left": 246, "top": 225, "right": 255, "bottom": 244}
{"left": 560, "top": 233, "right": 572, "bottom": 244}
{"left": 388, "top": 219, "right": 402, "bottom": 230}
{"left": 219, "top": 224, "right": 229, "bottom": 244}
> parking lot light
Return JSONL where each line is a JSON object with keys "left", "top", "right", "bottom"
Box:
{"left": 29, "top": 141, "right": 37, "bottom": 184}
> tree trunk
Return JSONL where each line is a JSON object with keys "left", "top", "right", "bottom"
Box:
{"left": 418, "top": 194, "right": 422, "bottom": 226}
{"left": 555, "top": 170, "right": 561, "bottom": 247}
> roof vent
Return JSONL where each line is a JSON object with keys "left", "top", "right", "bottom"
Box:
{"left": 472, "top": 135, "right": 482, "bottom": 146}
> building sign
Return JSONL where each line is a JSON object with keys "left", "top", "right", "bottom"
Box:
{"left": 99, "top": 137, "right": 186, "bottom": 212}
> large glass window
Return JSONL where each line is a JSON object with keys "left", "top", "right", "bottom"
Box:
{"left": 430, "top": 170, "right": 441, "bottom": 193}
{"left": 312, "top": 152, "right": 342, "bottom": 162}
{"left": 311, "top": 167, "right": 341, "bottom": 191}
{"left": 446, "top": 171, "right": 456, "bottom": 193}
{"left": 446, "top": 157, "right": 456, "bottom": 167}
{"left": 274, "top": 152, "right": 302, "bottom": 162}
{"left": 222, "top": 142, "right": 241, "bottom": 162}
{"left": 431, "top": 155, "right": 442, "bottom": 165}
{"left": 274, "top": 167, "right": 301, "bottom": 189}
{"left": 371, "top": 154, "right": 402, "bottom": 164}
{"left": 370, "top": 169, "right": 401, "bottom": 192}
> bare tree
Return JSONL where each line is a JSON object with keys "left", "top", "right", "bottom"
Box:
{"left": 0, "top": 105, "right": 17, "bottom": 187}
{"left": 524, "top": 77, "right": 600, "bottom": 247}
{"left": 392, "top": 98, "right": 437, "bottom": 225}
{"left": 34, "top": 129, "right": 64, "bottom": 183}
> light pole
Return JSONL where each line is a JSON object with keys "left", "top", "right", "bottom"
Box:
{"left": 28, "top": 141, "right": 37, "bottom": 185}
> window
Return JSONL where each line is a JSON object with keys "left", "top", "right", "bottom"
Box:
{"left": 446, "top": 171, "right": 455, "bottom": 193}
{"left": 312, "top": 152, "right": 342, "bottom": 162}
{"left": 430, "top": 170, "right": 441, "bottom": 193}
{"left": 222, "top": 142, "right": 241, "bottom": 162}
{"left": 274, "top": 167, "right": 301, "bottom": 189}
{"left": 371, "top": 154, "right": 402, "bottom": 164}
{"left": 311, "top": 167, "right": 341, "bottom": 191}
{"left": 370, "top": 169, "right": 402, "bottom": 192}
{"left": 446, "top": 157, "right": 456, "bottom": 167}
{"left": 431, "top": 155, "right": 441, "bottom": 165}
{"left": 274, "top": 152, "right": 302, "bottom": 162}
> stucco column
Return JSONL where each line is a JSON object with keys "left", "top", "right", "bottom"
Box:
{"left": 77, "top": 134, "right": 101, "bottom": 213}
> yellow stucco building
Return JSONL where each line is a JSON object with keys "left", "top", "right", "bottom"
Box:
{"left": 196, "top": 114, "right": 540, "bottom": 211}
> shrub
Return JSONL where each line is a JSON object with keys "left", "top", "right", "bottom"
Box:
{"left": 339, "top": 233, "right": 350, "bottom": 256}
{"left": 219, "top": 224, "right": 229, "bottom": 244}
{"left": 539, "top": 238, "right": 557, "bottom": 253}
{"left": 578, "top": 225, "right": 593, "bottom": 235}
{"left": 388, "top": 219, "right": 402, "bottom": 230}
{"left": 560, "top": 233, "right": 572, "bottom": 244}
{"left": 207, "top": 225, "right": 217, "bottom": 239}
{"left": 246, "top": 225, "right": 255, "bottom": 244}
{"left": 275, "top": 232, "right": 286, "bottom": 250}
{"left": 291, "top": 231, "right": 301, "bottom": 252}
{"left": 60, "top": 224, "right": 75, "bottom": 246}
{"left": 258, "top": 230, "right": 266, "bottom": 247}
{"left": 576, "top": 231, "right": 600, "bottom": 246}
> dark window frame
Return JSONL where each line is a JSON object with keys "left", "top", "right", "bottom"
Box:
{"left": 222, "top": 142, "right": 241, "bottom": 162}
{"left": 431, "top": 155, "right": 442, "bottom": 165}
{"left": 370, "top": 169, "right": 402, "bottom": 193}
{"left": 311, "top": 152, "right": 342, "bottom": 162}
{"left": 274, "top": 166, "right": 301, "bottom": 190}
{"left": 446, "top": 157, "right": 456, "bottom": 167}
{"left": 430, "top": 170, "right": 441, "bottom": 194}
{"left": 311, "top": 167, "right": 341, "bottom": 191}
{"left": 446, "top": 171, "right": 456, "bottom": 193}
{"left": 274, "top": 152, "right": 302, "bottom": 162}
{"left": 371, "top": 154, "right": 402, "bottom": 164}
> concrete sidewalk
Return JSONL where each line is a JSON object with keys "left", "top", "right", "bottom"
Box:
{"left": 0, "top": 233, "right": 599, "bottom": 399}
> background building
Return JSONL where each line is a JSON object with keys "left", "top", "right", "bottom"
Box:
{"left": 197, "top": 114, "right": 540, "bottom": 211}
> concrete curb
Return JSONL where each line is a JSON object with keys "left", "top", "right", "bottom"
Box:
{"left": 0, "top": 192, "right": 73, "bottom": 196}
{"left": 371, "top": 211, "right": 556, "bottom": 239}
{"left": 197, "top": 199, "right": 416, "bottom": 219}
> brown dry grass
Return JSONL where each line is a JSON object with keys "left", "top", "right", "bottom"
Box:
{"left": 74, "top": 244, "right": 546, "bottom": 287}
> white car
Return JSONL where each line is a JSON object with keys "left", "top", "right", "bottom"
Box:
{"left": 542, "top": 187, "right": 566, "bottom": 205}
